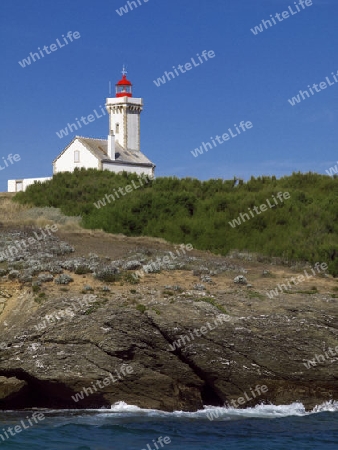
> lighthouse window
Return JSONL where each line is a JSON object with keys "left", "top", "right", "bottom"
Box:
{"left": 116, "top": 123, "right": 120, "bottom": 133}
{"left": 74, "top": 150, "right": 80, "bottom": 163}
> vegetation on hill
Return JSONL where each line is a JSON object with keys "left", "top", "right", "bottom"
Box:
{"left": 13, "top": 169, "right": 338, "bottom": 276}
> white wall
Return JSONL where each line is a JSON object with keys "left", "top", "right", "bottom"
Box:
{"left": 8, "top": 177, "right": 52, "bottom": 192}
{"left": 127, "top": 111, "right": 140, "bottom": 151}
{"left": 54, "top": 139, "right": 99, "bottom": 174}
{"left": 102, "top": 162, "right": 153, "bottom": 177}
{"left": 106, "top": 97, "right": 143, "bottom": 151}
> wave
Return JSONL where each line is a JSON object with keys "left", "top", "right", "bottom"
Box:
{"left": 105, "top": 400, "right": 338, "bottom": 420}
{"left": 2, "top": 400, "right": 337, "bottom": 422}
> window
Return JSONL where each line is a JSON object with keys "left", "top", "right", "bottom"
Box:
{"left": 74, "top": 150, "right": 80, "bottom": 163}
{"left": 116, "top": 123, "right": 120, "bottom": 134}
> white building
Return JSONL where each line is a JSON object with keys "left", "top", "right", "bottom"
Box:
{"left": 8, "top": 70, "right": 155, "bottom": 192}
{"left": 7, "top": 177, "right": 52, "bottom": 193}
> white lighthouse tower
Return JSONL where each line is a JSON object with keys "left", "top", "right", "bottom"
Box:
{"left": 105, "top": 68, "right": 143, "bottom": 160}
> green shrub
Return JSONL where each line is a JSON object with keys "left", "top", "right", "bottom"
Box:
{"left": 194, "top": 297, "right": 227, "bottom": 314}
{"left": 34, "top": 292, "right": 47, "bottom": 304}
{"left": 123, "top": 272, "right": 140, "bottom": 285}
{"left": 13, "top": 169, "right": 338, "bottom": 277}
{"left": 136, "top": 304, "right": 146, "bottom": 313}
{"left": 75, "top": 265, "right": 92, "bottom": 275}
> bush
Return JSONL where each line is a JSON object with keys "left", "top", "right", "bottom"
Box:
{"left": 136, "top": 304, "right": 146, "bottom": 313}
{"left": 14, "top": 169, "right": 338, "bottom": 277}
{"left": 95, "top": 266, "right": 120, "bottom": 283}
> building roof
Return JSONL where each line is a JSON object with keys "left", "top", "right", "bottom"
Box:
{"left": 53, "top": 136, "right": 155, "bottom": 168}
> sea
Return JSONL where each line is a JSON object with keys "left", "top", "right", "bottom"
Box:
{"left": 0, "top": 401, "right": 337, "bottom": 450}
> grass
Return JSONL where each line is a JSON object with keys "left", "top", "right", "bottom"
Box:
{"left": 123, "top": 272, "right": 140, "bottom": 285}
{"left": 247, "top": 291, "right": 265, "bottom": 300}
{"left": 136, "top": 304, "right": 146, "bottom": 314}
{"left": 34, "top": 292, "right": 47, "bottom": 304}
{"left": 261, "top": 271, "right": 275, "bottom": 278}
{"left": 193, "top": 297, "right": 227, "bottom": 314}
{"left": 163, "top": 290, "right": 174, "bottom": 296}
{"left": 84, "top": 298, "right": 109, "bottom": 315}
{"left": 286, "top": 288, "right": 318, "bottom": 295}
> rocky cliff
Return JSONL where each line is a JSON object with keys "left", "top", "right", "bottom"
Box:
{"left": 0, "top": 218, "right": 337, "bottom": 411}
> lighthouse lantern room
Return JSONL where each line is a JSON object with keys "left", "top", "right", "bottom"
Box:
{"left": 115, "top": 67, "right": 133, "bottom": 97}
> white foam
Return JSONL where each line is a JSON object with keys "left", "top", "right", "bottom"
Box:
{"left": 7, "top": 400, "right": 337, "bottom": 421}
{"left": 103, "top": 400, "right": 338, "bottom": 420}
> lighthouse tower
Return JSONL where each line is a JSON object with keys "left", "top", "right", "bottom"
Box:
{"left": 105, "top": 68, "right": 143, "bottom": 160}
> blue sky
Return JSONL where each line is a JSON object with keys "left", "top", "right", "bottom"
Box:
{"left": 0, "top": 0, "right": 337, "bottom": 191}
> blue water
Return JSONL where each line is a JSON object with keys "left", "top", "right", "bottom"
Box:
{"left": 0, "top": 402, "right": 337, "bottom": 449}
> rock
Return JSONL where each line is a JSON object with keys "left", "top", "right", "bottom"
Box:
{"left": 83, "top": 285, "right": 94, "bottom": 292}
{"left": 54, "top": 274, "right": 74, "bottom": 285}
{"left": 8, "top": 270, "right": 20, "bottom": 280}
{"left": 193, "top": 284, "right": 206, "bottom": 291}
{"left": 37, "top": 273, "right": 54, "bottom": 283}
{"left": 201, "top": 275, "right": 212, "bottom": 283}
{"left": 0, "top": 377, "right": 27, "bottom": 401}
{"left": 0, "top": 226, "right": 337, "bottom": 412}
{"left": 19, "top": 272, "right": 33, "bottom": 283}
{"left": 123, "top": 260, "right": 143, "bottom": 270}
{"left": 234, "top": 275, "right": 247, "bottom": 285}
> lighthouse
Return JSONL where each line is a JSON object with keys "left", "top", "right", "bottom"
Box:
{"left": 106, "top": 68, "right": 143, "bottom": 160}
{"left": 9, "top": 68, "right": 155, "bottom": 192}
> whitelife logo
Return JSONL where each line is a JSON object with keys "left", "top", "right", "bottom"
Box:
{"left": 0, "top": 412, "right": 45, "bottom": 443}
{"left": 288, "top": 70, "right": 338, "bottom": 106}
{"left": 0, "top": 153, "right": 21, "bottom": 171}
{"left": 206, "top": 385, "right": 269, "bottom": 420}
{"left": 303, "top": 346, "right": 338, "bottom": 369}
{"left": 250, "top": 0, "right": 313, "bottom": 36}
{"left": 326, "top": 161, "right": 338, "bottom": 177}
{"left": 56, "top": 105, "right": 107, "bottom": 139}
{"left": 228, "top": 192, "right": 290, "bottom": 228}
{"left": 0, "top": 224, "right": 58, "bottom": 260}
{"left": 18, "top": 31, "right": 81, "bottom": 68}
{"left": 266, "top": 262, "right": 328, "bottom": 299}
{"left": 71, "top": 365, "right": 134, "bottom": 402}
{"left": 153, "top": 50, "right": 216, "bottom": 87}
{"left": 93, "top": 173, "right": 154, "bottom": 209}
{"left": 190, "top": 121, "right": 253, "bottom": 158}
{"left": 116, "top": 0, "right": 150, "bottom": 17}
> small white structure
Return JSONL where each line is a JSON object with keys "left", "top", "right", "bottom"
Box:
{"left": 8, "top": 69, "right": 155, "bottom": 192}
{"left": 53, "top": 69, "right": 155, "bottom": 177}
{"left": 8, "top": 177, "right": 52, "bottom": 193}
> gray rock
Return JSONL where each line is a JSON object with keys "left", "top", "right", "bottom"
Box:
{"left": 54, "top": 274, "right": 74, "bottom": 285}
{"left": 123, "top": 260, "right": 143, "bottom": 270}
{"left": 37, "top": 273, "right": 54, "bottom": 283}
{"left": 8, "top": 270, "right": 20, "bottom": 280}
{"left": 193, "top": 284, "right": 206, "bottom": 291}
{"left": 234, "top": 275, "right": 247, "bottom": 285}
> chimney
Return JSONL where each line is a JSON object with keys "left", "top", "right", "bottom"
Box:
{"left": 108, "top": 131, "right": 115, "bottom": 160}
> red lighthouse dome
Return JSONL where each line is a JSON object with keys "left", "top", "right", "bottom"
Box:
{"left": 116, "top": 67, "right": 132, "bottom": 98}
